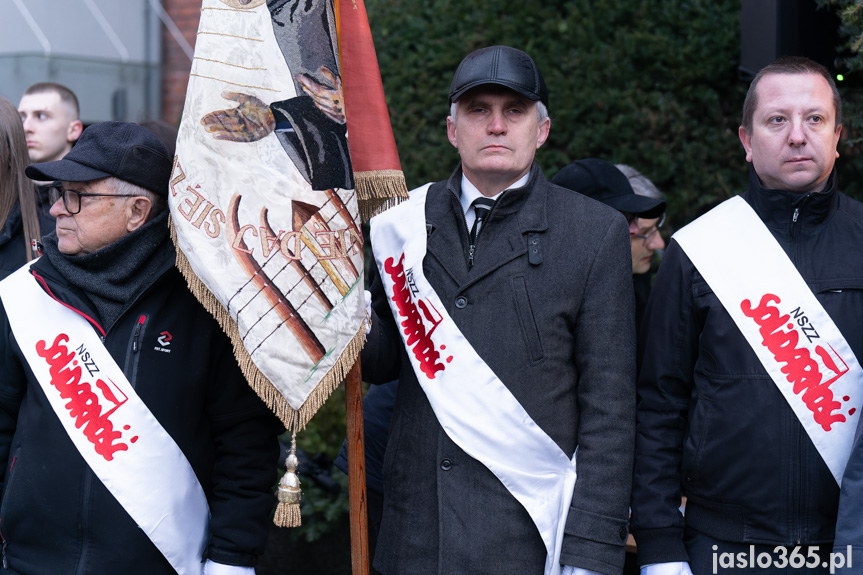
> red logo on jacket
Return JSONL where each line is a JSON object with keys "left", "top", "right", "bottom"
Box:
{"left": 384, "top": 254, "right": 453, "bottom": 379}
{"left": 741, "top": 293, "right": 853, "bottom": 431}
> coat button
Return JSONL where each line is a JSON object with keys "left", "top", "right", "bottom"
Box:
{"left": 619, "top": 526, "right": 628, "bottom": 540}
{"left": 440, "top": 458, "right": 453, "bottom": 471}
{"left": 455, "top": 296, "right": 467, "bottom": 309}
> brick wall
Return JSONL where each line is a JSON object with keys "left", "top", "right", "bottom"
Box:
{"left": 161, "top": 0, "right": 200, "bottom": 125}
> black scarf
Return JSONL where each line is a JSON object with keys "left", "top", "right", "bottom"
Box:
{"left": 42, "top": 210, "right": 174, "bottom": 330}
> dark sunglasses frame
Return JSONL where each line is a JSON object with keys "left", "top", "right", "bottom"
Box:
{"left": 48, "top": 184, "right": 140, "bottom": 215}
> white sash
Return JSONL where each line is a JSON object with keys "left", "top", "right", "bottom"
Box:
{"left": 370, "top": 184, "right": 577, "bottom": 575}
{"left": 674, "top": 196, "right": 863, "bottom": 484}
{"left": 0, "top": 263, "right": 209, "bottom": 575}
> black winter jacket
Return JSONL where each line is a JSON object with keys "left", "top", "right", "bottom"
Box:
{"left": 0, "top": 186, "right": 55, "bottom": 281}
{"left": 631, "top": 169, "right": 863, "bottom": 564}
{"left": 0, "top": 250, "right": 281, "bottom": 574}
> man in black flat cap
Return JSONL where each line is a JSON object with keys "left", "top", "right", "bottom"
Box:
{"left": 362, "top": 46, "right": 635, "bottom": 575}
{"left": 0, "top": 122, "right": 281, "bottom": 575}
{"left": 552, "top": 158, "right": 667, "bottom": 333}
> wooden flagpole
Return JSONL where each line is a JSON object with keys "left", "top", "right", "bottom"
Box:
{"left": 338, "top": 0, "right": 403, "bottom": 565}
{"left": 345, "top": 359, "right": 370, "bottom": 575}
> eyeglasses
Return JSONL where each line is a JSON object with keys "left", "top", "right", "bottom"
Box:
{"left": 630, "top": 212, "right": 666, "bottom": 244}
{"left": 48, "top": 185, "right": 140, "bottom": 215}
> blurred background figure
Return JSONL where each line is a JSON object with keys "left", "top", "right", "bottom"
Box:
{"left": 551, "top": 158, "right": 666, "bottom": 332}
{"left": 616, "top": 164, "right": 663, "bottom": 199}
{"left": 0, "top": 96, "right": 53, "bottom": 279}
{"left": 615, "top": 163, "right": 667, "bottom": 330}
{"left": 16, "top": 82, "right": 80, "bottom": 253}
{"left": 18, "top": 82, "right": 83, "bottom": 165}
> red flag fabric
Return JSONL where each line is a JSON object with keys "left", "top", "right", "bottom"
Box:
{"left": 338, "top": 0, "right": 408, "bottom": 218}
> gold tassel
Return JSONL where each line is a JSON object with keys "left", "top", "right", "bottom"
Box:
{"left": 273, "top": 431, "right": 302, "bottom": 527}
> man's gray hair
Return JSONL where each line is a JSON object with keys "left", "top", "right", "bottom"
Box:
{"left": 615, "top": 164, "right": 663, "bottom": 199}
{"left": 449, "top": 100, "right": 549, "bottom": 125}
{"left": 109, "top": 176, "right": 165, "bottom": 219}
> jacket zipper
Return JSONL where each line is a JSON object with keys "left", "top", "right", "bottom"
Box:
{"left": 124, "top": 315, "right": 147, "bottom": 389}
{"left": 790, "top": 195, "right": 810, "bottom": 239}
{"left": 133, "top": 315, "right": 145, "bottom": 352}
{"left": 75, "top": 472, "right": 94, "bottom": 575}
{"left": 1, "top": 517, "right": 7, "bottom": 568}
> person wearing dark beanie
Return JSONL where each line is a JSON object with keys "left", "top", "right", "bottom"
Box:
{"left": 0, "top": 121, "right": 282, "bottom": 575}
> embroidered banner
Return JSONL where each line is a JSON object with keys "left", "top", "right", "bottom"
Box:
{"left": 0, "top": 265, "right": 208, "bottom": 575}
{"left": 170, "top": 0, "right": 404, "bottom": 431}
{"left": 674, "top": 195, "right": 863, "bottom": 484}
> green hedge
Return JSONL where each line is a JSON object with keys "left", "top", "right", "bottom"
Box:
{"left": 365, "top": 0, "right": 863, "bottom": 231}
{"left": 287, "top": 0, "right": 863, "bottom": 545}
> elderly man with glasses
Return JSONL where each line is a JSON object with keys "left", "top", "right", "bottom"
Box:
{"left": 551, "top": 158, "right": 666, "bottom": 332}
{"left": 0, "top": 121, "right": 282, "bottom": 575}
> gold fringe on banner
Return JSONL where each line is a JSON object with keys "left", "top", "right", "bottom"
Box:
{"left": 169, "top": 216, "right": 366, "bottom": 433}
{"left": 355, "top": 169, "right": 409, "bottom": 221}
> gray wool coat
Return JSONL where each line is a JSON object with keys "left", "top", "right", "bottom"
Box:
{"left": 363, "top": 163, "right": 636, "bottom": 575}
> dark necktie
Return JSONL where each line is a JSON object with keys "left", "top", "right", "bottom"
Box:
{"left": 469, "top": 197, "right": 495, "bottom": 267}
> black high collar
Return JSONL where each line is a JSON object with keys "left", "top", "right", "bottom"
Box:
{"left": 743, "top": 166, "right": 838, "bottom": 232}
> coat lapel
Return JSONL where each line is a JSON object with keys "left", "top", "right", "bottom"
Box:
{"left": 425, "top": 179, "right": 470, "bottom": 286}
{"left": 423, "top": 163, "right": 551, "bottom": 292}
{"left": 463, "top": 165, "right": 549, "bottom": 290}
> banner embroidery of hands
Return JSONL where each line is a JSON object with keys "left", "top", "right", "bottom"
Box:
{"left": 170, "top": 0, "right": 366, "bottom": 415}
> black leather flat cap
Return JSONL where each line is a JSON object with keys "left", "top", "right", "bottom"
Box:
{"left": 449, "top": 45, "right": 548, "bottom": 107}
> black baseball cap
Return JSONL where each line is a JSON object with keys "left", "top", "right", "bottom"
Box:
{"left": 449, "top": 45, "right": 548, "bottom": 107}
{"left": 551, "top": 158, "right": 666, "bottom": 219}
{"left": 25, "top": 121, "right": 172, "bottom": 198}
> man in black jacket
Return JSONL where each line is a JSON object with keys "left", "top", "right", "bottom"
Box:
{"left": 631, "top": 56, "right": 863, "bottom": 575}
{"left": 0, "top": 122, "right": 281, "bottom": 575}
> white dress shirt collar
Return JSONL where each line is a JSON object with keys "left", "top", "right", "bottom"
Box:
{"left": 459, "top": 171, "right": 531, "bottom": 229}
